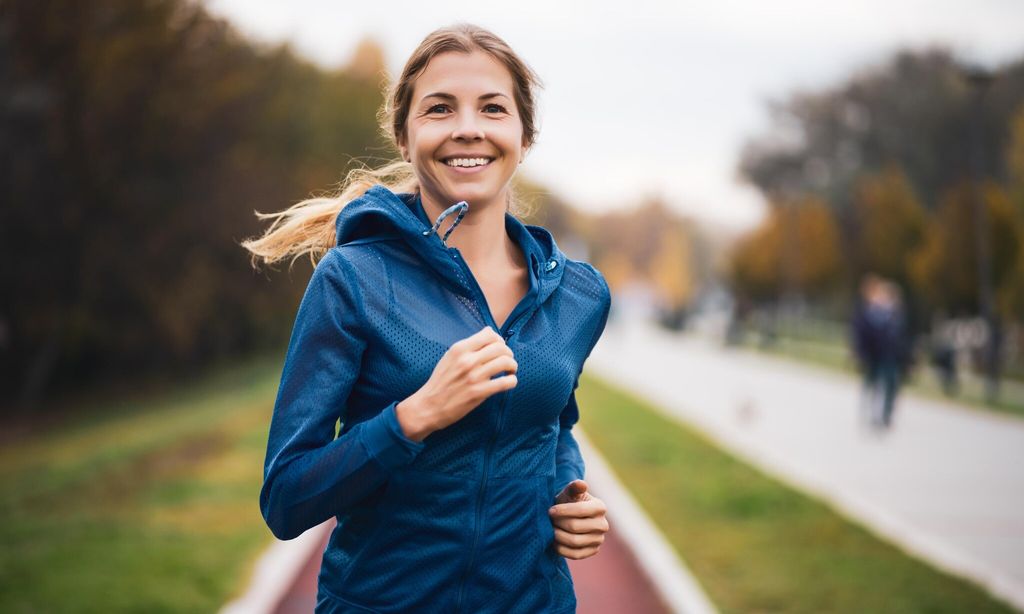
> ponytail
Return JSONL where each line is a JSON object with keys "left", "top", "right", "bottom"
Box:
{"left": 241, "top": 161, "right": 417, "bottom": 271}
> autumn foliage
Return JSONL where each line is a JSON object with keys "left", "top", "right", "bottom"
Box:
{"left": 1, "top": 0, "right": 389, "bottom": 409}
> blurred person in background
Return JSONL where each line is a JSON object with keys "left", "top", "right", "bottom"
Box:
{"left": 928, "top": 316, "right": 960, "bottom": 397}
{"left": 851, "top": 274, "right": 912, "bottom": 430}
{"left": 242, "top": 23, "right": 610, "bottom": 613}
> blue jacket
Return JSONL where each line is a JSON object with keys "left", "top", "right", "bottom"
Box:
{"left": 260, "top": 185, "right": 612, "bottom": 613}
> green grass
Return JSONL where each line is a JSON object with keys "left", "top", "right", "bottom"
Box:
{"left": 577, "top": 373, "right": 1018, "bottom": 614}
{"left": 0, "top": 357, "right": 282, "bottom": 613}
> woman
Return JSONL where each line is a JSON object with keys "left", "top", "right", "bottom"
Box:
{"left": 243, "top": 23, "right": 611, "bottom": 613}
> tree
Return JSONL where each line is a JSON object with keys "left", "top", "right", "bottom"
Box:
{"left": 1008, "top": 104, "right": 1024, "bottom": 205}
{"left": 0, "top": 0, "right": 389, "bottom": 410}
{"left": 740, "top": 48, "right": 1024, "bottom": 213}
{"left": 852, "top": 165, "right": 928, "bottom": 287}
{"left": 908, "top": 182, "right": 1023, "bottom": 317}
{"left": 729, "top": 196, "right": 844, "bottom": 303}
{"left": 730, "top": 211, "right": 783, "bottom": 303}
{"left": 649, "top": 224, "right": 696, "bottom": 312}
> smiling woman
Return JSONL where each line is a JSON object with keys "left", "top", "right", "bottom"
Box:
{"left": 240, "top": 23, "right": 612, "bottom": 614}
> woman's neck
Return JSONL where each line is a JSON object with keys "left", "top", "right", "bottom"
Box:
{"left": 420, "top": 192, "right": 523, "bottom": 272}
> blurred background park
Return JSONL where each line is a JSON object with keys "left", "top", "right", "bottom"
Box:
{"left": 2, "top": 0, "right": 1023, "bottom": 612}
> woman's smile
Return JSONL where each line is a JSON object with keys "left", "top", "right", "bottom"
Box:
{"left": 442, "top": 156, "right": 496, "bottom": 173}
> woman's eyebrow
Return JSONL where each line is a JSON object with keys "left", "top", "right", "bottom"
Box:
{"left": 421, "top": 92, "right": 511, "bottom": 103}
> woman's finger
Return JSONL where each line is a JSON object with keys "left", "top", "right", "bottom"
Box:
{"left": 472, "top": 357, "right": 518, "bottom": 384}
{"left": 464, "top": 337, "right": 514, "bottom": 370}
{"left": 551, "top": 514, "right": 609, "bottom": 535}
{"left": 476, "top": 372, "right": 518, "bottom": 397}
{"left": 553, "top": 526, "right": 605, "bottom": 549}
{"left": 453, "top": 326, "right": 503, "bottom": 353}
{"left": 554, "top": 543, "right": 602, "bottom": 560}
{"left": 549, "top": 497, "right": 607, "bottom": 519}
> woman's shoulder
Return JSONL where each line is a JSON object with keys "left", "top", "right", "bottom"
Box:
{"left": 310, "top": 242, "right": 397, "bottom": 297}
{"left": 320, "top": 238, "right": 401, "bottom": 273}
{"left": 561, "top": 258, "right": 610, "bottom": 297}
{"left": 559, "top": 258, "right": 612, "bottom": 321}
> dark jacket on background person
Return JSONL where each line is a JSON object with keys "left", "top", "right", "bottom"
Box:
{"left": 259, "top": 185, "right": 612, "bottom": 613}
{"left": 851, "top": 300, "right": 910, "bottom": 373}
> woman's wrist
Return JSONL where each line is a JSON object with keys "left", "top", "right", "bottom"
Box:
{"left": 395, "top": 395, "right": 434, "bottom": 442}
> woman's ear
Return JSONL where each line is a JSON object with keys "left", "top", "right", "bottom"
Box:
{"left": 397, "top": 135, "right": 409, "bottom": 162}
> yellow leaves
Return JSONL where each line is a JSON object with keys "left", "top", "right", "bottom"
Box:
{"left": 650, "top": 225, "right": 695, "bottom": 310}
{"left": 729, "top": 196, "right": 843, "bottom": 300}
{"left": 729, "top": 163, "right": 1024, "bottom": 318}
{"left": 853, "top": 166, "right": 927, "bottom": 282}
{"left": 908, "top": 181, "right": 1024, "bottom": 316}
{"left": 595, "top": 251, "right": 636, "bottom": 295}
{"left": 1009, "top": 104, "right": 1024, "bottom": 193}
{"left": 586, "top": 196, "right": 701, "bottom": 311}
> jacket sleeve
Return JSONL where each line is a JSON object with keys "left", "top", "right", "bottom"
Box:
{"left": 260, "top": 249, "right": 425, "bottom": 540}
{"left": 554, "top": 267, "right": 612, "bottom": 498}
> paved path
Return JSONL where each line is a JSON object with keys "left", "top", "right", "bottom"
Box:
{"left": 588, "top": 319, "right": 1024, "bottom": 610}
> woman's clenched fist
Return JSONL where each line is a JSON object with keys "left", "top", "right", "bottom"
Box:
{"left": 396, "top": 327, "right": 517, "bottom": 442}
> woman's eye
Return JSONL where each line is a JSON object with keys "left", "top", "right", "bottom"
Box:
{"left": 427, "top": 104, "right": 450, "bottom": 114}
{"left": 484, "top": 103, "right": 507, "bottom": 114}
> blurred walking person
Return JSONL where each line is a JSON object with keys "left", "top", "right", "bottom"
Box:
{"left": 851, "top": 275, "right": 911, "bottom": 430}
{"left": 928, "top": 317, "right": 959, "bottom": 397}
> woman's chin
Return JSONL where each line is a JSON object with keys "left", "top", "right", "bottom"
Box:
{"left": 441, "top": 185, "right": 510, "bottom": 209}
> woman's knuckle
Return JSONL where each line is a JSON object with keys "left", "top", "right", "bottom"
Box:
{"left": 457, "top": 354, "right": 476, "bottom": 371}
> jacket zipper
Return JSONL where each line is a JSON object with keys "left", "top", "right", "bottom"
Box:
{"left": 450, "top": 249, "right": 531, "bottom": 613}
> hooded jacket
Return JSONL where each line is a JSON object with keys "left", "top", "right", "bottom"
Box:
{"left": 260, "top": 185, "right": 612, "bottom": 613}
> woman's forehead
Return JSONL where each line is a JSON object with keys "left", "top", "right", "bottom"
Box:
{"left": 414, "top": 51, "right": 515, "bottom": 101}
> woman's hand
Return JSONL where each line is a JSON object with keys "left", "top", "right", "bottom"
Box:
{"left": 396, "top": 327, "right": 517, "bottom": 442}
{"left": 548, "top": 479, "right": 609, "bottom": 560}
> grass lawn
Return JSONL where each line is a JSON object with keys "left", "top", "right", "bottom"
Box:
{"left": 577, "top": 372, "right": 1018, "bottom": 614}
{"left": 0, "top": 357, "right": 281, "bottom": 613}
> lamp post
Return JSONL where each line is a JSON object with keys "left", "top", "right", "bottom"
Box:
{"left": 961, "top": 64, "right": 999, "bottom": 403}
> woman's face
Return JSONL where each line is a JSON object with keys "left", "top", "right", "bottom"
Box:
{"left": 400, "top": 50, "right": 528, "bottom": 214}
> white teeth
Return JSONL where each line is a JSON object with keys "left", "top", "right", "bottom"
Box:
{"left": 445, "top": 157, "right": 491, "bottom": 167}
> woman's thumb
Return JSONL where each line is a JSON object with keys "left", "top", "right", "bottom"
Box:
{"left": 557, "top": 479, "right": 588, "bottom": 503}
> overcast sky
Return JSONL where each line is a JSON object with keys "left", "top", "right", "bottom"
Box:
{"left": 203, "top": 0, "right": 1024, "bottom": 230}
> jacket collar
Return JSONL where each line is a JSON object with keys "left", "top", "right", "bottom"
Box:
{"left": 334, "top": 185, "right": 566, "bottom": 304}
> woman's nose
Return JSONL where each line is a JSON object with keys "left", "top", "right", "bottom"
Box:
{"left": 451, "top": 111, "right": 485, "bottom": 141}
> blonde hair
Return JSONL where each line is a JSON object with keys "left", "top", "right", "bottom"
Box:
{"left": 241, "top": 23, "right": 544, "bottom": 270}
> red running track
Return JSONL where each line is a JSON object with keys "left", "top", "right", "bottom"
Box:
{"left": 273, "top": 519, "right": 670, "bottom": 613}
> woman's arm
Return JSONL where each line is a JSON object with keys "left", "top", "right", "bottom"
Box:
{"left": 554, "top": 387, "right": 586, "bottom": 497}
{"left": 553, "top": 266, "right": 612, "bottom": 498}
{"left": 259, "top": 249, "right": 425, "bottom": 541}
{"left": 549, "top": 283, "right": 612, "bottom": 561}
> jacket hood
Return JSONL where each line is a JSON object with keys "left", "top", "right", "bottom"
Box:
{"left": 334, "top": 184, "right": 566, "bottom": 304}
